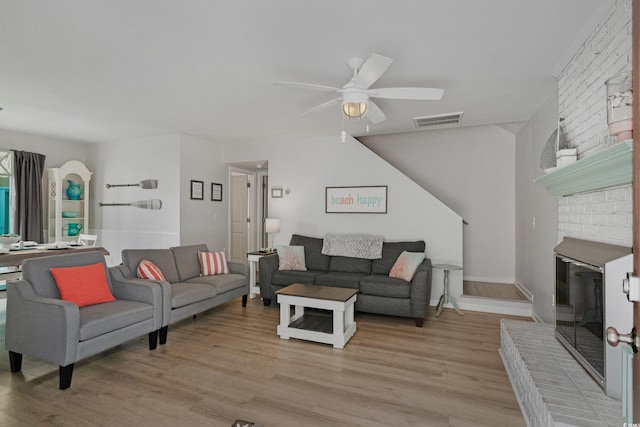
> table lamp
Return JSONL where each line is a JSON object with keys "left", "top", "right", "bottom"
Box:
{"left": 265, "top": 218, "right": 280, "bottom": 251}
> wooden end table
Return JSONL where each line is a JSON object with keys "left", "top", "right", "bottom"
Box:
{"left": 276, "top": 283, "right": 358, "bottom": 349}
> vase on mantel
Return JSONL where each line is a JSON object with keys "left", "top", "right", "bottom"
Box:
{"left": 606, "top": 71, "right": 632, "bottom": 141}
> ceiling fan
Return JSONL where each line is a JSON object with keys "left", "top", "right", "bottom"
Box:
{"left": 275, "top": 53, "right": 444, "bottom": 124}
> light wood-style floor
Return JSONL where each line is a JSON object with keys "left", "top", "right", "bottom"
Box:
{"left": 463, "top": 281, "right": 530, "bottom": 302}
{"left": 0, "top": 296, "right": 527, "bottom": 427}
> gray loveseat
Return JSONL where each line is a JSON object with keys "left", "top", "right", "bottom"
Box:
{"left": 259, "top": 234, "right": 432, "bottom": 326}
{"left": 110, "top": 244, "right": 249, "bottom": 344}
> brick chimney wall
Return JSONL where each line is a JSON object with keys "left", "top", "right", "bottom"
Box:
{"left": 556, "top": 0, "right": 633, "bottom": 247}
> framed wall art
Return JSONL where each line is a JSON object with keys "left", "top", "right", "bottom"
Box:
{"left": 325, "top": 185, "right": 387, "bottom": 213}
{"left": 271, "top": 186, "right": 283, "bottom": 198}
{"left": 211, "top": 183, "right": 223, "bottom": 201}
{"left": 190, "top": 180, "right": 204, "bottom": 200}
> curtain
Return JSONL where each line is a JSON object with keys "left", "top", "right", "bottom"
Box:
{"left": 11, "top": 150, "right": 46, "bottom": 242}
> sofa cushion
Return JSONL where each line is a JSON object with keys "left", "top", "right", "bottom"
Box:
{"left": 314, "top": 272, "right": 365, "bottom": 289}
{"left": 171, "top": 244, "right": 209, "bottom": 281}
{"left": 170, "top": 281, "right": 218, "bottom": 309}
{"left": 371, "top": 241, "right": 426, "bottom": 275}
{"left": 359, "top": 275, "right": 411, "bottom": 298}
{"left": 79, "top": 300, "right": 154, "bottom": 341}
{"left": 272, "top": 270, "right": 323, "bottom": 286}
{"left": 186, "top": 273, "right": 246, "bottom": 294}
{"left": 329, "top": 256, "right": 372, "bottom": 274}
{"left": 290, "top": 234, "right": 330, "bottom": 271}
{"left": 198, "top": 250, "right": 229, "bottom": 275}
{"left": 122, "top": 249, "right": 180, "bottom": 283}
{"left": 137, "top": 259, "right": 166, "bottom": 281}
{"left": 50, "top": 262, "right": 116, "bottom": 308}
{"left": 389, "top": 251, "right": 426, "bottom": 281}
{"left": 276, "top": 245, "right": 307, "bottom": 271}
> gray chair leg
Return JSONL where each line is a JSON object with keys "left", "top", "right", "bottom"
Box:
{"left": 159, "top": 326, "right": 168, "bottom": 345}
{"left": 9, "top": 351, "right": 22, "bottom": 372}
{"left": 59, "top": 364, "right": 74, "bottom": 390}
{"left": 148, "top": 330, "right": 159, "bottom": 350}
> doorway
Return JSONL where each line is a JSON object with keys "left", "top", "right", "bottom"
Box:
{"left": 228, "top": 163, "right": 268, "bottom": 264}
{"left": 229, "top": 171, "right": 251, "bottom": 264}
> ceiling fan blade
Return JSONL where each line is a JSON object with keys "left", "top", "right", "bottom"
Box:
{"left": 370, "top": 87, "right": 444, "bottom": 100}
{"left": 274, "top": 81, "right": 342, "bottom": 93}
{"left": 300, "top": 97, "right": 341, "bottom": 117}
{"left": 355, "top": 53, "right": 393, "bottom": 89}
{"left": 366, "top": 100, "right": 386, "bottom": 124}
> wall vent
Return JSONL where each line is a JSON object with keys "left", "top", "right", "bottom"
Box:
{"left": 414, "top": 112, "right": 463, "bottom": 128}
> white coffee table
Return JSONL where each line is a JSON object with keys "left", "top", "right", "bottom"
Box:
{"left": 276, "top": 283, "right": 357, "bottom": 349}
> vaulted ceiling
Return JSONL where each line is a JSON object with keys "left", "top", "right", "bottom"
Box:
{"left": 0, "top": 0, "right": 604, "bottom": 144}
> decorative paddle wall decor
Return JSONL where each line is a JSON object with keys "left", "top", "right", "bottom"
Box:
{"left": 105, "top": 179, "right": 158, "bottom": 189}
{"left": 99, "top": 199, "right": 162, "bottom": 210}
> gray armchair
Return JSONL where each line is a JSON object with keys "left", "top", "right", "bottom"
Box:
{"left": 5, "top": 251, "right": 163, "bottom": 389}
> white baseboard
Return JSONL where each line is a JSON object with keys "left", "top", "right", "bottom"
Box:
{"left": 430, "top": 295, "right": 532, "bottom": 318}
{"left": 531, "top": 312, "right": 545, "bottom": 323}
{"left": 513, "top": 280, "right": 534, "bottom": 301}
{"left": 463, "top": 275, "right": 516, "bottom": 284}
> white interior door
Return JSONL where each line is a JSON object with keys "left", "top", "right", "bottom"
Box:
{"left": 230, "top": 174, "right": 248, "bottom": 263}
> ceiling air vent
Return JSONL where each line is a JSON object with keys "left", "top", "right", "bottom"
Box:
{"left": 414, "top": 112, "right": 463, "bottom": 128}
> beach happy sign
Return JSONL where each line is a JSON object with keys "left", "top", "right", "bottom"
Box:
{"left": 325, "top": 186, "right": 387, "bottom": 213}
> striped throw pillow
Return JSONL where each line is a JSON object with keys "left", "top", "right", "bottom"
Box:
{"left": 198, "top": 250, "right": 229, "bottom": 276}
{"left": 137, "top": 259, "right": 166, "bottom": 281}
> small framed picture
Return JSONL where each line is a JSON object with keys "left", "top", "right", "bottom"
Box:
{"left": 271, "top": 186, "right": 283, "bottom": 198}
{"left": 190, "top": 180, "right": 204, "bottom": 200}
{"left": 211, "top": 183, "right": 223, "bottom": 201}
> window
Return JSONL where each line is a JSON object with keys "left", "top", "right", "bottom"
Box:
{"left": 0, "top": 176, "right": 9, "bottom": 234}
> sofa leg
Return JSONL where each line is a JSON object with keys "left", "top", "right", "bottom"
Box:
{"left": 148, "top": 330, "right": 159, "bottom": 350}
{"left": 159, "top": 326, "right": 168, "bottom": 345}
{"left": 59, "top": 364, "right": 74, "bottom": 390}
{"left": 9, "top": 351, "right": 22, "bottom": 373}
{"left": 263, "top": 298, "right": 271, "bottom": 307}
{"left": 414, "top": 318, "right": 424, "bottom": 327}
{"left": 242, "top": 294, "right": 248, "bottom": 307}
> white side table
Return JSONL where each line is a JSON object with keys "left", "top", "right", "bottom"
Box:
{"left": 247, "top": 251, "right": 274, "bottom": 298}
{"left": 433, "top": 263, "right": 463, "bottom": 317}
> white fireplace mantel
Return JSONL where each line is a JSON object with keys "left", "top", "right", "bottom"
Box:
{"left": 534, "top": 140, "right": 633, "bottom": 197}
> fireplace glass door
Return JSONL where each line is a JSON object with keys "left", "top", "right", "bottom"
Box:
{"left": 555, "top": 256, "right": 604, "bottom": 379}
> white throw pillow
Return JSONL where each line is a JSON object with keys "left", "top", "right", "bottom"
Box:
{"left": 276, "top": 245, "right": 307, "bottom": 271}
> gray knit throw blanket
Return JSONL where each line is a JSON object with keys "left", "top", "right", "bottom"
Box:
{"left": 321, "top": 233, "right": 384, "bottom": 259}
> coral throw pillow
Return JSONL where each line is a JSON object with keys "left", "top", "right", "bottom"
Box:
{"left": 277, "top": 245, "right": 307, "bottom": 271}
{"left": 50, "top": 262, "right": 116, "bottom": 307}
{"left": 389, "top": 251, "right": 426, "bottom": 282}
{"left": 137, "top": 259, "right": 166, "bottom": 281}
{"left": 198, "top": 250, "right": 229, "bottom": 276}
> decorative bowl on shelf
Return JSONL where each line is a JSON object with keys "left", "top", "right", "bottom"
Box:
{"left": 0, "top": 234, "right": 20, "bottom": 249}
{"left": 62, "top": 211, "right": 79, "bottom": 218}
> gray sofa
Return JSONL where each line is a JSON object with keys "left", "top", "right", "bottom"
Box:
{"left": 5, "top": 251, "right": 163, "bottom": 389}
{"left": 110, "top": 244, "right": 249, "bottom": 344}
{"left": 259, "top": 234, "right": 432, "bottom": 326}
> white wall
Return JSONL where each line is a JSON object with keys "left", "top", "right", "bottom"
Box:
{"left": 179, "top": 134, "right": 228, "bottom": 249}
{"left": 86, "top": 133, "right": 181, "bottom": 264}
{"left": 225, "top": 135, "right": 463, "bottom": 304}
{"left": 362, "top": 125, "right": 516, "bottom": 284}
{"left": 0, "top": 128, "right": 88, "bottom": 168}
{"left": 515, "top": 92, "right": 560, "bottom": 323}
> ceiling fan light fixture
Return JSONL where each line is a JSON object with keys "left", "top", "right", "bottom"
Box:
{"left": 342, "top": 101, "right": 368, "bottom": 118}
{"left": 342, "top": 91, "right": 369, "bottom": 119}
